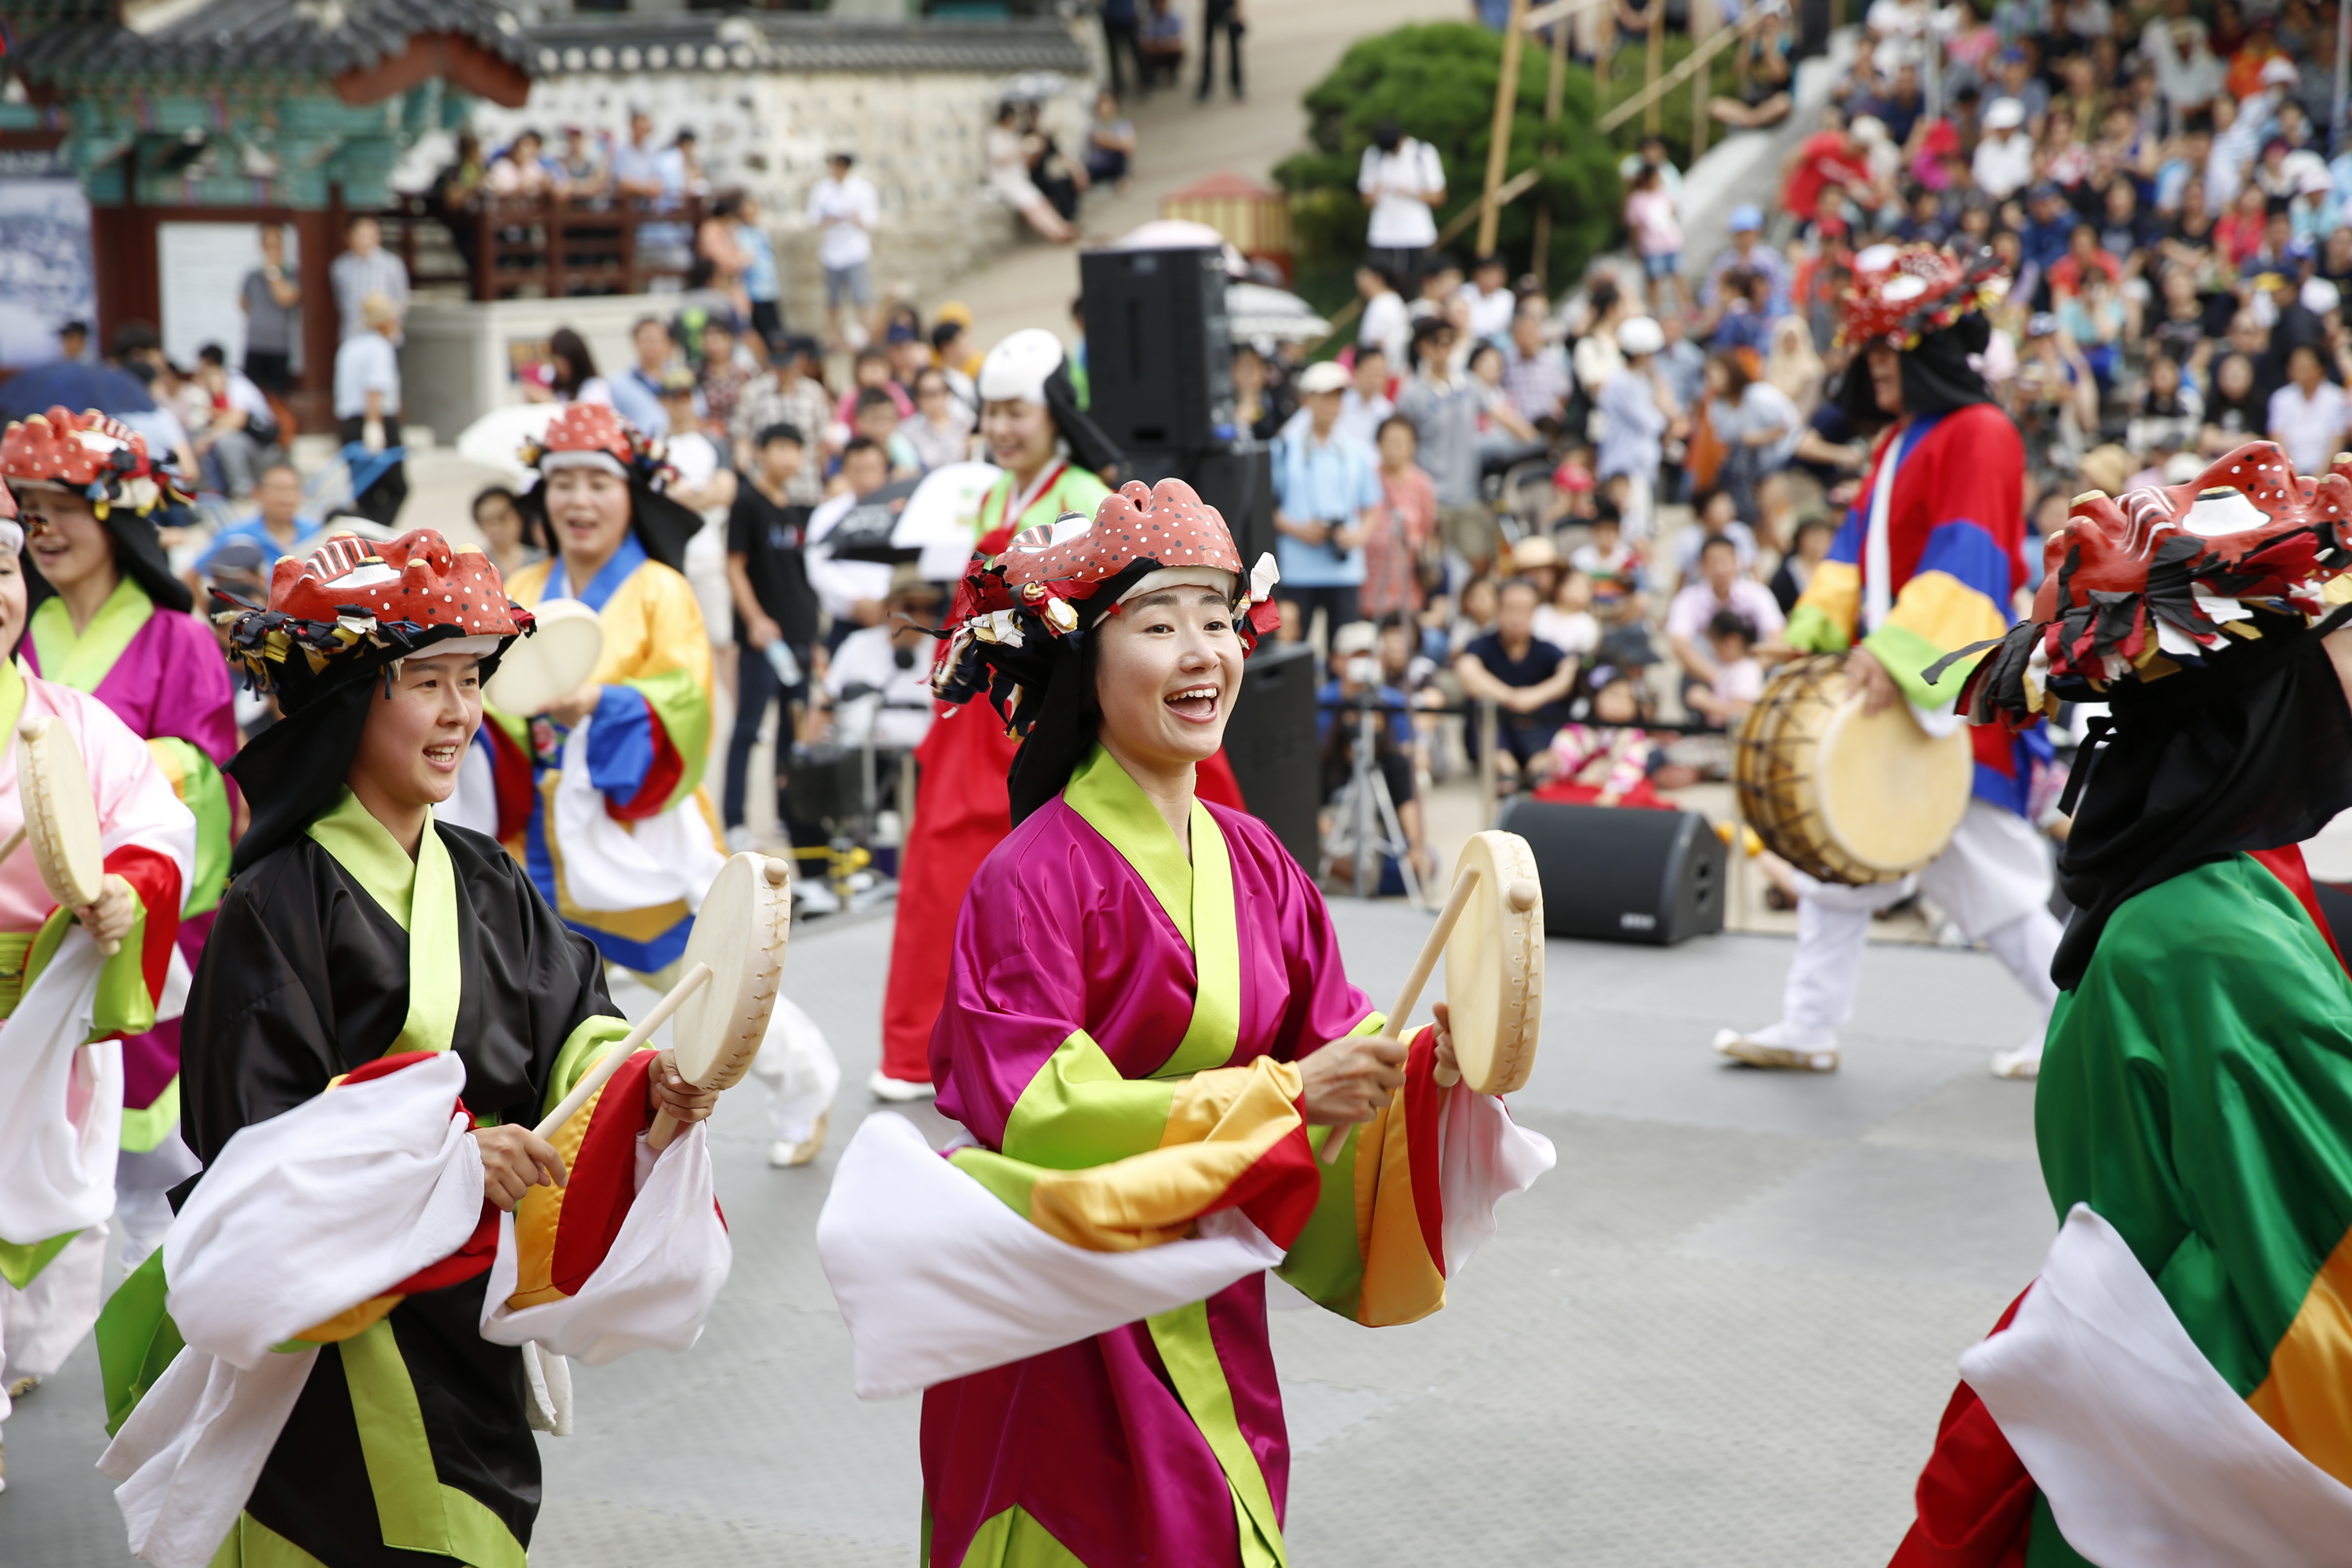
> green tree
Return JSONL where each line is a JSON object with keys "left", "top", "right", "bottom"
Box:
{"left": 1273, "top": 22, "right": 1622, "bottom": 311}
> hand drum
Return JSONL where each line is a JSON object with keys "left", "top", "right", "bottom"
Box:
{"left": 1438, "top": 829, "right": 1545, "bottom": 1095}
{"left": 16, "top": 715, "right": 116, "bottom": 956}
{"left": 647, "top": 852, "right": 793, "bottom": 1149}
{"left": 485, "top": 598, "right": 604, "bottom": 717}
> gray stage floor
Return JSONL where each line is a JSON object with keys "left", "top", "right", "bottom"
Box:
{"left": 0, "top": 900, "right": 2055, "bottom": 1566}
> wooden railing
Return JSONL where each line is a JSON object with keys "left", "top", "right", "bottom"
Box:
{"left": 387, "top": 191, "right": 746, "bottom": 301}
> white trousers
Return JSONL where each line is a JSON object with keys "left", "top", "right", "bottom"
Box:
{"left": 0, "top": 1222, "right": 107, "bottom": 1426}
{"left": 1781, "top": 800, "right": 2063, "bottom": 1042}
{"left": 751, "top": 994, "right": 840, "bottom": 1146}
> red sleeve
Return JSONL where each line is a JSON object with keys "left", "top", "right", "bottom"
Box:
{"left": 608, "top": 710, "right": 685, "bottom": 822}
{"left": 105, "top": 844, "right": 183, "bottom": 1008}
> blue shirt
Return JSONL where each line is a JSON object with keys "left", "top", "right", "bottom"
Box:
{"left": 198, "top": 513, "right": 327, "bottom": 575}
{"left": 1272, "top": 429, "right": 1381, "bottom": 588}
{"left": 608, "top": 368, "right": 670, "bottom": 438}
{"left": 740, "top": 224, "right": 780, "bottom": 303}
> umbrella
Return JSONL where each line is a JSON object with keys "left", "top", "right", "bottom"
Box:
{"left": 1225, "top": 282, "right": 1330, "bottom": 344}
{"left": 454, "top": 402, "right": 559, "bottom": 485}
{"left": 1105, "top": 220, "right": 1248, "bottom": 278}
{"left": 826, "top": 462, "right": 1002, "bottom": 582}
{"left": 0, "top": 361, "right": 157, "bottom": 421}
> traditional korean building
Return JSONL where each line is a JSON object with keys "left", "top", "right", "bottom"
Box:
{"left": 2, "top": 0, "right": 531, "bottom": 424}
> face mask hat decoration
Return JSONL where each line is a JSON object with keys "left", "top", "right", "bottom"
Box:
{"left": 0, "top": 406, "right": 196, "bottom": 614}
{"left": 929, "top": 478, "right": 1281, "bottom": 823}
{"left": 220, "top": 530, "right": 532, "bottom": 873}
{"left": 514, "top": 401, "right": 702, "bottom": 572}
{"left": 1834, "top": 243, "right": 2009, "bottom": 426}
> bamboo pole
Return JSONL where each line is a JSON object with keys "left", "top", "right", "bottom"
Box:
{"left": 1476, "top": 0, "right": 1534, "bottom": 260}
{"left": 1645, "top": 2, "right": 1664, "bottom": 136}
{"left": 1535, "top": 16, "right": 1568, "bottom": 287}
{"left": 1596, "top": 6, "right": 1759, "bottom": 134}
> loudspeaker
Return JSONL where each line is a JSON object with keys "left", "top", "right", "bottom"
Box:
{"left": 1494, "top": 800, "right": 1727, "bottom": 946}
{"left": 1221, "top": 641, "right": 1321, "bottom": 869}
{"left": 1123, "top": 444, "right": 1275, "bottom": 572}
{"left": 1080, "top": 245, "right": 1235, "bottom": 452}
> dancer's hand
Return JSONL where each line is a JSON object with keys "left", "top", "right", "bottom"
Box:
{"left": 1300, "top": 1033, "right": 1406, "bottom": 1125}
{"left": 1431, "top": 1002, "right": 1460, "bottom": 1083}
{"left": 1846, "top": 644, "right": 1901, "bottom": 716}
{"left": 75, "top": 873, "right": 137, "bottom": 946}
{"left": 648, "top": 1049, "right": 719, "bottom": 1127}
{"left": 474, "top": 1125, "right": 568, "bottom": 1210}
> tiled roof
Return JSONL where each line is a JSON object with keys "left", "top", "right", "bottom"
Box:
{"left": 13, "top": 0, "right": 534, "bottom": 85}
{"left": 521, "top": 14, "right": 1091, "bottom": 78}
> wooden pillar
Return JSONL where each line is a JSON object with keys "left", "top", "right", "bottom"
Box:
{"left": 1476, "top": 0, "right": 1532, "bottom": 260}
{"left": 293, "top": 207, "right": 339, "bottom": 434}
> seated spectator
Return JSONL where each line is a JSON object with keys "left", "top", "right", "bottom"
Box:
{"left": 194, "top": 460, "right": 321, "bottom": 578}
{"left": 554, "top": 125, "right": 607, "bottom": 196}
{"left": 2267, "top": 343, "right": 2348, "bottom": 475}
{"left": 1083, "top": 89, "right": 1137, "bottom": 189}
{"left": 1769, "top": 510, "right": 1835, "bottom": 615}
{"left": 900, "top": 367, "right": 974, "bottom": 471}
{"left": 2046, "top": 223, "right": 2123, "bottom": 300}
{"left": 1675, "top": 488, "right": 1759, "bottom": 582}
{"left": 2020, "top": 184, "right": 2079, "bottom": 287}
{"left": 2057, "top": 268, "right": 2127, "bottom": 389}
{"left": 834, "top": 346, "right": 913, "bottom": 429}
{"left": 1711, "top": 6, "right": 1795, "bottom": 129}
{"left": 1973, "top": 98, "right": 2035, "bottom": 202}
{"left": 1467, "top": 342, "right": 1542, "bottom": 460}
{"left": 1702, "top": 206, "right": 1794, "bottom": 323}
{"left": 1540, "top": 567, "right": 1602, "bottom": 663}
{"left": 1700, "top": 350, "right": 1803, "bottom": 524}
{"left": 190, "top": 343, "right": 279, "bottom": 499}
{"left": 1666, "top": 532, "right": 1784, "bottom": 710}
{"left": 1453, "top": 576, "right": 1580, "bottom": 786}
{"left": 1780, "top": 118, "right": 1883, "bottom": 234}
{"left": 2213, "top": 185, "right": 2270, "bottom": 269}
{"left": 1684, "top": 611, "right": 1766, "bottom": 731}
{"left": 1529, "top": 666, "right": 1673, "bottom": 810}
{"left": 2201, "top": 350, "right": 2269, "bottom": 453}
{"left": 1446, "top": 574, "right": 1500, "bottom": 660}
{"left": 823, "top": 568, "right": 942, "bottom": 753}
{"left": 471, "top": 484, "right": 542, "bottom": 583}
{"left": 486, "top": 129, "right": 558, "bottom": 197}
{"left": 1498, "top": 307, "right": 1570, "bottom": 429}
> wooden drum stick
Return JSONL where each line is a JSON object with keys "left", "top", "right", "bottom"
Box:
{"left": 532, "top": 962, "right": 712, "bottom": 1141}
{"left": 1319, "top": 866, "right": 1483, "bottom": 1166}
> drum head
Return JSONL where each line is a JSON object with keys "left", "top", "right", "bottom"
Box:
{"left": 16, "top": 716, "right": 105, "bottom": 909}
{"left": 670, "top": 852, "right": 791, "bottom": 1092}
{"left": 1443, "top": 830, "right": 1544, "bottom": 1095}
{"left": 485, "top": 599, "right": 604, "bottom": 717}
{"left": 1815, "top": 695, "right": 1973, "bottom": 877}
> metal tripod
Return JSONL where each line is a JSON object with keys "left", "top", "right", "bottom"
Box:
{"left": 1320, "top": 698, "right": 1425, "bottom": 907}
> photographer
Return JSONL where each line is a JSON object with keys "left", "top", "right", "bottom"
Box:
{"left": 1272, "top": 361, "right": 1383, "bottom": 651}
{"left": 1316, "top": 620, "right": 1431, "bottom": 885}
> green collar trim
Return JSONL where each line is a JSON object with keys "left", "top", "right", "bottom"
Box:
{"left": 307, "top": 789, "right": 460, "bottom": 1057}
{"left": 1062, "top": 745, "right": 1240, "bottom": 1079}
{"left": 31, "top": 576, "right": 152, "bottom": 694}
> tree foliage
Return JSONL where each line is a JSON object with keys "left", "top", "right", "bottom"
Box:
{"left": 1273, "top": 23, "right": 1623, "bottom": 307}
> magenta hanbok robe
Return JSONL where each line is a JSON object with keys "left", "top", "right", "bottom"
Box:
{"left": 896, "top": 745, "right": 1552, "bottom": 1568}
{"left": 24, "top": 578, "right": 238, "bottom": 1153}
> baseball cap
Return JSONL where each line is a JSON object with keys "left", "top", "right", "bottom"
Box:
{"left": 1617, "top": 315, "right": 1665, "bottom": 356}
{"left": 1297, "top": 361, "right": 1351, "bottom": 395}
{"left": 1729, "top": 204, "right": 1764, "bottom": 233}
{"left": 1984, "top": 96, "right": 2026, "bottom": 130}
{"left": 2260, "top": 56, "right": 2300, "bottom": 88}
{"left": 1332, "top": 620, "right": 1380, "bottom": 659}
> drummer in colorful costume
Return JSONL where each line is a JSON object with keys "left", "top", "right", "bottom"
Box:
{"left": 1888, "top": 445, "right": 2352, "bottom": 1565}
{"left": 0, "top": 470, "right": 196, "bottom": 1489}
{"left": 818, "top": 480, "right": 1553, "bottom": 1566}
{"left": 95, "top": 528, "right": 727, "bottom": 1563}
{"left": 2, "top": 408, "right": 239, "bottom": 1266}
{"left": 1714, "top": 245, "right": 2066, "bottom": 1080}
{"left": 496, "top": 404, "right": 725, "bottom": 980}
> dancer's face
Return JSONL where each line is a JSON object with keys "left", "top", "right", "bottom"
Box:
{"left": 545, "top": 466, "right": 632, "bottom": 565}
{"left": 22, "top": 489, "right": 117, "bottom": 596}
{"left": 1092, "top": 584, "right": 1243, "bottom": 772}
{"left": 350, "top": 650, "right": 484, "bottom": 810}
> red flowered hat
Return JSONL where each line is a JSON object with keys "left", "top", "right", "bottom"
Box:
{"left": 1840, "top": 244, "right": 2007, "bottom": 351}
{"left": 934, "top": 477, "right": 1281, "bottom": 728}
{"left": 519, "top": 401, "right": 673, "bottom": 488}
{"left": 1942, "top": 441, "right": 2352, "bottom": 726}
{"left": 224, "top": 528, "right": 533, "bottom": 710}
{"left": 0, "top": 406, "right": 187, "bottom": 518}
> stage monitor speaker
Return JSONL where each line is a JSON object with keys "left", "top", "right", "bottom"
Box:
{"left": 1494, "top": 800, "right": 1726, "bottom": 946}
{"left": 1221, "top": 641, "right": 1321, "bottom": 869}
{"left": 1123, "top": 444, "right": 1275, "bottom": 574}
{"left": 1080, "top": 245, "right": 1234, "bottom": 452}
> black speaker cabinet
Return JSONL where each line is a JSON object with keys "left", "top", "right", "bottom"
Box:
{"left": 1080, "top": 245, "right": 1235, "bottom": 452}
{"left": 1123, "top": 444, "right": 1275, "bottom": 574}
{"left": 1220, "top": 641, "right": 1320, "bottom": 869}
{"left": 1495, "top": 799, "right": 1727, "bottom": 946}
